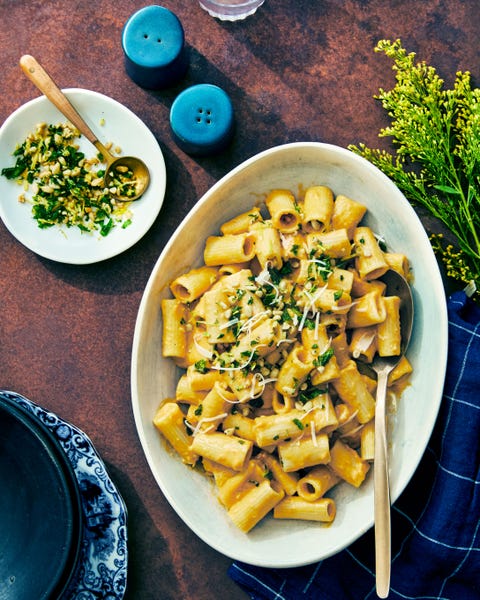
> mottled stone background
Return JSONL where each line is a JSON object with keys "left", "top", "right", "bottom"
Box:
{"left": 0, "top": 1, "right": 478, "bottom": 598}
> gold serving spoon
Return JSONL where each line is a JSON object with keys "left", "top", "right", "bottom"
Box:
{"left": 372, "top": 269, "right": 414, "bottom": 598}
{"left": 20, "top": 54, "right": 150, "bottom": 201}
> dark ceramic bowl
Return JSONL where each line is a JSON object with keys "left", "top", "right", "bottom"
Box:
{"left": 0, "top": 394, "right": 83, "bottom": 599}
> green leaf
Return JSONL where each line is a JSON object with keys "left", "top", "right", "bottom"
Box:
{"left": 433, "top": 184, "right": 462, "bottom": 195}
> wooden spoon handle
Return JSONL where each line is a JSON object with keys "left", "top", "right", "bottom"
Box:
{"left": 20, "top": 55, "right": 99, "bottom": 146}
{"left": 374, "top": 368, "right": 391, "bottom": 598}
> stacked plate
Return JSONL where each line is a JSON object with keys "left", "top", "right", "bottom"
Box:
{"left": 0, "top": 391, "right": 128, "bottom": 599}
{"left": 0, "top": 394, "right": 82, "bottom": 599}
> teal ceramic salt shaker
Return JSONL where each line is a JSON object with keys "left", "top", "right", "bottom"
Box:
{"left": 170, "top": 84, "right": 235, "bottom": 156}
{"left": 122, "top": 5, "right": 187, "bottom": 89}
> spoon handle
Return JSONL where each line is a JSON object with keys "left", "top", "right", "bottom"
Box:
{"left": 20, "top": 55, "right": 101, "bottom": 148}
{"left": 374, "top": 368, "right": 391, "bottom": 598}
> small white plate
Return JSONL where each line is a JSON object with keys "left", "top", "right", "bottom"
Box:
{"left": 0, "top": 89, "right": 166, "bottom": 264}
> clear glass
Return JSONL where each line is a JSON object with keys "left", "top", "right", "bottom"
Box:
{"left": 199, "top": 0, "right": 265, "bottom": 21}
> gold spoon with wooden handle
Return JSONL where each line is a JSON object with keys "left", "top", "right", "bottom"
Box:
{"left": 20, "top": 54, "right": 150, "bottom": 201}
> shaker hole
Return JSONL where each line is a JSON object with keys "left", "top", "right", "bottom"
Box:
{"left": 143, "top": 33, "right": 149, "bottom": 39}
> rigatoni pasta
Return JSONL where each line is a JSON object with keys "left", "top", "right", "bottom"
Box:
{"left": 153, "top": 184, "right": 413, "bottom": 533}
{"left": 302, "top": 185, "right": 334, "bottom": 233}
{"left": 273, "top": 495, "right": 336, "bottom": 523}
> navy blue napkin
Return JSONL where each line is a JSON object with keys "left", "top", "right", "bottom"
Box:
{"left": 229, "top": 291, "right": 480, "bottom": 600}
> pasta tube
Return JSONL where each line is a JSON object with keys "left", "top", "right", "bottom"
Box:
{"left": 175, "top": 374, "right": 208, "bottom": 405}
{"left": 204, "top": 232, "right": 256, "bottom": 266}
{"left": 257, "top": 451, "right": 299, "bottom": 495}
{"left": 346, "top": 288, "right": 387, "bottom": 328}
{"left": 360, "top": 419, "right": 375, "bottom": 461}
{"left": 184, "top": 322, "right": 214, "bottom": 366}
{"left": 222, "top": 413, "right": 256, "bottom": 442}
{"left": 275, "top": 345, "right": 313, "bottom": 396}
{"left": 278, "top": 434, "right": 330, "bottom": 472}
{"left": 254, "top": 409, "right": 312, "bottom": 447}
{"left": 224, "top": 370, "right": 264, "bottom": 403}
{"left": 161, "top": 299, "right": 187, "bottom": 360}
{"left": 202, "top": 458, "right": 236, "bottom": 488}
{"left": 195, "top": 381, "right": 235, "bottom": 430}
{"left": 332, "top": 360, "right": 376, "bottom": 423}
{"left": 331, "top": 194, "right": 367, "bottom": 238}
{"left": 384, "top": 252, "right": 410, "bottom": 277}
{"left": 153, "top": 402, "right": 198, "bottom": 466}
{"left": 265, "top": 189, "right": 301, "bottom": 233}
{"left": 217, "top": 262, "right": 251, "bottom": 276}
{"left": 273, "top": 495, "right": 336, "bottom": 523}
{"left": 296, "top": 465, "right": 340, "bottom": 501}
{"left": 354, "top": 227, "right": 389, "bottom": 281}
{"left": 185, "top": 364, "right": 223, "bottom": 391}
{"left": 377, "top": 295, "right": 401, "bottom": 356}
{"left": 170, "top": 266, "right": 218, "bottom": 302}
{"left": 304, "top": 396, "right": 339, "bottom": 432}
{"left": 327, "top": 267, "right": 354, "bottom": 293}
{"left": 220, "top": 206, "right": 262, "bottom": 235}
{"left": 330, "top": 331, "right": 350, "bottom": 367}
{"left": 217, "top": 460, "right": 265, "bottom": 508}
{"left": 302, "top": 185, "right": 334, "bottom": 233}
{"left": 349, "top": 326, "right": 378, "bottom": 363}
{"left": 251, "top": 222, "right": 283, "bottom": 269}
{"left": 271, "top": 392, "right": 296, "bottom": 414}
{"left": 388, "top": 355, "right": 413, "bottom": 384}
{"left": 329, "top": 439, "right": 370, "bottom": 487}
{"left": 191, "top": 431, "right": 253, "bottom": 471}
{"left": 228, "top": 479, "right": 285, "bottom": 532}
{"left": 307, "top": 228, "right": 351, "bottom": 259}
{"left": 350, "top": 270, "right": 387, "bottom": 297}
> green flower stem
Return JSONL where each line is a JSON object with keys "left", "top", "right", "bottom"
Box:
{"left": 350, "top": 39, "right": 480, "bottom": 297}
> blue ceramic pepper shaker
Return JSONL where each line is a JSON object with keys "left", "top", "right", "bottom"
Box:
{"left": 170, "top": 84, "right": 235, "bottom": 156}
{"left": 122, "top": 5, "right": 188, "bottom": 89}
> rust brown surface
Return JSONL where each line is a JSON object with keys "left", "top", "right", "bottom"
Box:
{"left": 0, "top": 1, "right": 478, "bottom": 599}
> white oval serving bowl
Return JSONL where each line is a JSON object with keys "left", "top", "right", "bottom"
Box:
{"left": 131, "top": 142, "right": 448, "bottom": 568}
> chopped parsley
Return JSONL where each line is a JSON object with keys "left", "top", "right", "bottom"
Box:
{"left": 268, "top": 261, "right": 293, "bottom": 285}
{"left": 1, "top": 121, "right": 133, "bottom": 235}
{"left": 194, "top": 359, "right": 208, "bottom": 374}
{"left": 313, "top": 348, "right": 335, "bottom": 368}
{"left": 298, "top": 386, "right": 327, "bottom": 404}
{"left": 292, "top": 418, "right": 304, "bottom": 430}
